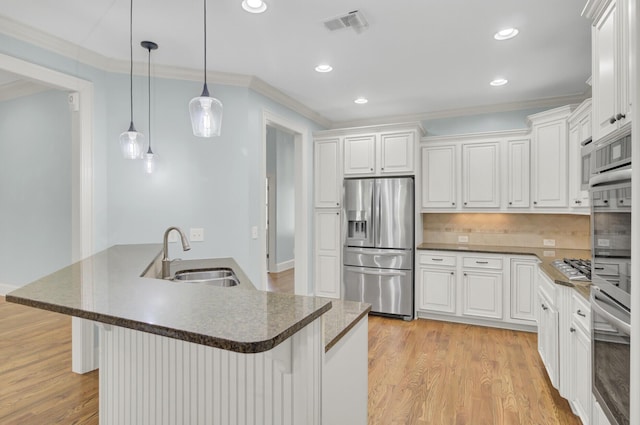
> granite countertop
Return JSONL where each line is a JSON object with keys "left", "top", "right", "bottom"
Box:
{"left": 6, "top": 244, "right": 332, "bottom": 354}
{"left": 319, "top": 298, "right": 371, "bottom": 352}
{"left": 417, "top": 242, "right": 591, "bottom": 300}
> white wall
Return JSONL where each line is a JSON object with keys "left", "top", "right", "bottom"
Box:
{"left": 0, "top": 89, "right": 72, "bottom": 286}
{"left": 422, "top": 107, "right": 549, "bottom": 136}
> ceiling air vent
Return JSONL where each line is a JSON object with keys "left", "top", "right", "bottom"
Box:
{"left": 323, "top": 10, "right": 369, "bottom": 34}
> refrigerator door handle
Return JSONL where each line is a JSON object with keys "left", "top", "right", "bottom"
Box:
{"left": 345, "top": 266, "right": 407, "bottom": 277}
{"left": 376, "top": 180, "right": 382, "bottom": 246}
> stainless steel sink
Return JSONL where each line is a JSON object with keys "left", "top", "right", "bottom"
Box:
{"left": 171, "top": 268, "right": 239, "bottom": 287}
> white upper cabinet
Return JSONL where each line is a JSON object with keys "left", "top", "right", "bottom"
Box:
{"left": 462, "top": 142, "right": 500, "bottom": 208}
{"left": 315, "top": 124, "right": 423, "bottom": 178}
{"left": 529, "top": 106, "right": 573, "bottom": 208}
{"left": 314, "top": 138, "right": 342, "bottom": 208}
{"left": 343, "top": 135, "right": 376, "bottom": 175}
{"left": 506, "top": 139, "right": 530, "bottom": 208}
{"left": 421, "top": 144, "right": 457, "bottom": 209}
{"left": 585, "top": 0, "right": 632, "bottom": 140}
{"left": 379, "top": 131, "right": 415, "bottom": 174}
{"left": 567, "top": 99, "right": 592, "bottom": 209}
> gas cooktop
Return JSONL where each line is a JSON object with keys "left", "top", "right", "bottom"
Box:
{"left": 551, "top": 258, "right": 591, "bottom": 281}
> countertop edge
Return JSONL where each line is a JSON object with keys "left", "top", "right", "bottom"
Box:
{"left": 7, "top": 292, "right": 333, "bottom": 354}
{"left": 324, "top": 304, "right": 372, "bottom": 353}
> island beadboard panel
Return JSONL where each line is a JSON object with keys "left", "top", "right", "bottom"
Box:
{"left": 99, "top": 319, "right": 323, "bottom": 425}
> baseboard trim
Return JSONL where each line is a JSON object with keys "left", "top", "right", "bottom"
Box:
{"left": 273, "top": 260, "right": 295, "bottom": 273}
{"left": 0, "top": 283, "right": 19, "bottom": 296}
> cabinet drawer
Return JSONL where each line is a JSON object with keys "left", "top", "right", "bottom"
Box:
{"left": 593, "top": 262, "right": 619, "bottom": 276}
{"left": 538, "top": 269, "right": 557, "bottom": 305}
{"left": 462, "top": 256, "right": 503, "bottom": 269}
{"left": 571, "top": 292, "right": 591, "bottom": 332}
{"left": 419, "top": 253, "right": 456, "bottom": 267}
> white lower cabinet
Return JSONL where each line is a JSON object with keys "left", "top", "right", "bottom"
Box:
{"left": 568, "top": 292, "right": 592, "bottom": 425}
{"left": 314, "top": 210, "right": 341, "bottom": 298}
{"left": 592, "top": 397, "right": 613, "bottom": 425}
{"left": 418, "top": 267, "right": 456, "bottom": 314}
{"left": 537, "top": 284, "right": 560, "bottom": 388}
{"left": 416, "top": 251, "right": 536, "bottom": 330}
{"left": 462, "top": 270, "right": 503, "bottom": 319}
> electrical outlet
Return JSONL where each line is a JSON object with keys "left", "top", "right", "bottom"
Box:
{"left": 190, "top": 228, "right": 204, "bottom": 242}
{"left": 251, "top": 226, "right": 259, "bottom": 239}
{"left": 543, "top": 239, "right": 556, "bottom": 247}
{"left": 458, "top": 235, "right": 469, "bottom": 243}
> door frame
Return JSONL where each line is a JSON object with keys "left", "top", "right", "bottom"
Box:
{"left": 0, "top": 53, "right": 95, "bottom": 373}
{"left": 260, "top": 110, "right": 310, "bottom": 295}
{"left": 266, "top": 173, "right": 277, "bottom": 272}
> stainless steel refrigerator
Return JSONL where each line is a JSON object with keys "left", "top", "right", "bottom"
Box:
{"left": 343, "top": 177, "right": 414, "bottom": 320}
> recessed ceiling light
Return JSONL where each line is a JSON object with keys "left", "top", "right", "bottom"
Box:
{"left": 494, "top": 28, "right": 519, "bottom": 40}
{"left": 242, "top": 0, "right": 267, "bottom": 14}
{"left": 315, "top": 64, "right": 333, "bottom": 73}
{"left": 354, "top": 97, "right": 368, "bottom": 104}
{"left": 490, "top": 78, "right": 508, "bottom": 86}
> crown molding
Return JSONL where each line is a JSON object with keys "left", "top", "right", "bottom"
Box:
{"left": 0, "top": 15, "right": 331, "bottom": 127}
{"left": 0, "top": 79, "right": 48, "bottom": 101}
{"left": 248, "top": 77, "right": 332, "bottom": 128}
{"left": 581, "top": 0, "right": 610, "bottom": 23}
{"left": 331, "top": 93, "right": 589, "bottom": 129}
{"left": 315, "top": 121, "right": 425, "bottom": 138}
{"left": 422, "top": 128, "right": 530, "bottom": 144}
{"left": 526, "top": 103, "right": 578, "bottom": 126}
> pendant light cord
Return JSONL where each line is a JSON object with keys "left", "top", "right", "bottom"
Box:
{"left": 129, "top": 0, "right": 134, "bottom": 124}
{"left": 203, "top": 0, "right": 207, "bottom": 87}
{"left": 147, "top": 45, "right": 152, "bottom": 154}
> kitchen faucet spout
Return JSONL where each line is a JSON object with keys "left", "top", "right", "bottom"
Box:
{"left": 162, "top": 226, "right": 191, "bottom": 278}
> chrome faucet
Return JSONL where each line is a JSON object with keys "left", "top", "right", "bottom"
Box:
{"left": 162, "top": 226, "right": 191, "bottom": 279}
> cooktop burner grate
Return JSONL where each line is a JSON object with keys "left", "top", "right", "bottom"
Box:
{"left": 551, "top": 258, "right": 591, "bottom": 281}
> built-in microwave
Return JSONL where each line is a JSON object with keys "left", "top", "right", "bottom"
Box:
{"left": 581, "top": 138, "right": 594, "bottom": 190}
{"left": 593, "top": 132, "right": 632, "bottom": 174}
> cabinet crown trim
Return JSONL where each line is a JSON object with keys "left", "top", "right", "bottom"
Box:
{"left": 422, "top": 128, "right": 529, "bottom": 143}
{"left": 581, "top": 0, "right": 612, "bottom": 23}
{"left": 314, "top": 122, "right": 424, "bottom": 138}
{"left": 526, "top": 104, "right": 578, "bottom": 126}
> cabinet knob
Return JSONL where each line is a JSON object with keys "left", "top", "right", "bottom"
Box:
{"left": 370, "top": 168, "right": 373, "bottom": 171}
{"left": 575, "top": 200, "right": 582, "bottom": 204}
{"left": 616, "top": 113, "right": 626, "bottom": 120}
{"left": 450, "top": 272, "right": 454, "bottom": 275}
{"left": 463, "top": 272, "right": 467, "bottom": 277}
{"left": 336, "top": 212, "right": 339, "bottom": 215}
{"left": 619, "top": 199, "right": 624, "bottom": 203}
{"left": 509, "top": 201, "right": 513, "bottom": 205}
{"left": 463, "top": 202, "right": 467, "bottom": 206}
{"left": 336, "top": 202, "right": 340, "bottom": 206}
{"left": 570, "top": 327, "right": 576, "bottom": 333}
{"left": 452, "top": 202, "right": 456, "bottom": 206}
{"left": 604, "top": 199, "right": 609, "bottom": 203}
{"left": 381, "top": 167, "right": 384, "bottom": 170}
{"left": 541, "top": 304, "right": 548, "bottom": 311}
{"left": 577, "top": 309, "right": 586, "bottom": 317}
{"left": 533, "top": 201, "right": 538, "bottom": 205}
{"left": 609, "top": 116, "right": 617, "bottom": 124}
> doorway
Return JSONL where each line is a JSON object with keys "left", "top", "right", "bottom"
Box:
{"left": 260, "top": 111, "right": 310, "bottom": 295}
{"left": 0, "top": 53, "right": 95, "bottom": 373}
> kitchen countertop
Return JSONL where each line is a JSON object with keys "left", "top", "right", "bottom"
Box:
{"left": 417, "top": 242, "right": 591, "bottom": 300}
{"left": 6, "top": 244, "right": 333, "bottom": 354}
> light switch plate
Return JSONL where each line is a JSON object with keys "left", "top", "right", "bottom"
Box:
{"left": 543, "top": 239, "right": 556, "bottom": 247}
{"left": 251, "top": 226, "right": 259, "bottom": 239}
{"left": 190, "top": 228, "right": 204, "bottom": 242}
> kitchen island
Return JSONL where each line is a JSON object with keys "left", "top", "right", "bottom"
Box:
{"left": 7, "top": 244, "right": 370, "bottom": 425}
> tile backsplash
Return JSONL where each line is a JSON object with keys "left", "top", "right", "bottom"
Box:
{"left": 423, "top": 213, "right": 590, "bottom": 249}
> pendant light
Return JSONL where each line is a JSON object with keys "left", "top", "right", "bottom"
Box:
{"left": 141, "top": 40, "right": 158, "bottom": 174}
{"left": 119, "top": 0, "right": 144, "bottom": 158}
{"left": 189, "top": 0, "right": 223, "bottom": 137}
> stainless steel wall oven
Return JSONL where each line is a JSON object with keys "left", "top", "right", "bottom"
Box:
{"left": 589, "top": 131, "right": 631, "bottom": 425}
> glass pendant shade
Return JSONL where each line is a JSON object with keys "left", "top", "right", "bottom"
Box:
{"left": 189, "top": 86, "right": 223, "bottom": 137}
{"left": 144, "top": 151, "right": 156, "bottom": 174}
{"left": 119, "top": 122, "right": 144, "bottom": 159}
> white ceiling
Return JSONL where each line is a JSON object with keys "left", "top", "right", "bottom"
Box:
{"left": 0, "top": 0, "right": 592, "bottom": 125}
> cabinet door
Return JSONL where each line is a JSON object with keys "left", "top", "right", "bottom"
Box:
{"left": 506, "top": 139, "right": 530, "bottom": 208}
{"left": 462, "top": 142, "right": 500, "bottom": 208}
{"left": 531, "top": 119, "right": 568, "bottom": 207}
{"left": 421, "top": 145, "right": 457, "bottom": 209}
{"left": 537, "top": 289, "right": 559, "bottom": 388}
{"left": 462, "top": 270, "right": 503, "bottom": 319}
{"left": 592, "top": 1, "right": 619, "bottom": 140}
{"left": 592, "top": 397, "right": 613, "bottom": 425}
{"left": 380, "top": 131, "right": 414, "bottom": 174}
{"left": 570, "top": 324, "right": 592, "bottom": 425}
{"left": 314, "top": 138, "right": 342, "bottom": 208}
{"left": 314, "top": 210, "right": 341, "bottom": 298}
{"left": 418, "top": 267, "right": 456, "bottom": 314}
{"left": 568, "top": 125, "right": 590, "bottom": 208}
{"left": 344, "top": 135, "right": 376, "bottom": 175}
{"left": 510, "top": 259, "right": 537, "bottom": 322}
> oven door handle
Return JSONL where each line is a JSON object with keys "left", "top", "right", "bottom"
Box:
{"left": 590, "top": 289, "right": 631, "bottom": 336}
{"left": 589, "top": 168, "right": 632, "bottom": 188}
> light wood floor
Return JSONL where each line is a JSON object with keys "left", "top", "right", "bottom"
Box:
{"left": 1, "top": 296, "right": 579, "bottom": 424}
{"left": 266, "top": 268, "right": 295, "bottom": 293}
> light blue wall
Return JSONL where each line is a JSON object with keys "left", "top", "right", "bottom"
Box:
{"left": 0, "top": 90, "right": 72, "bottom": 285}
{"left": 0, "top": 32, "right": 325, "bottom": 288}
{"left": 422, "top": 107, "right": 549, "bottom": 136}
